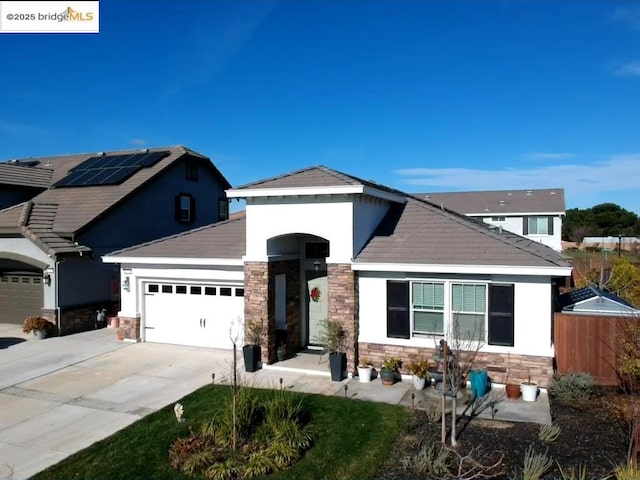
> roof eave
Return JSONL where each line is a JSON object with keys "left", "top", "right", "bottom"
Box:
{"left": 352, "top": 262, "right": 572, "bottom": 276}
{"left": 226, "top": 184, "right": 406, "bottom": 203}
{"left": 102, "top": 255, "right": 244, "bottom": 266}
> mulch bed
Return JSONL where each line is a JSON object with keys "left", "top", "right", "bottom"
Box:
{"left": 379, "top": 387, "right": 629, "bottom": 479}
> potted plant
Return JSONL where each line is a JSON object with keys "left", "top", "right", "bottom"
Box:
{"left": 317, "top": 319, "right": 347, "bottom": 381}
{"left": 380, "top": 356, "right": 401, "bottom": 386}
{"left": 407, "top": 357, "right": 430, "bottom": 390}
{"left": 243, "top": 320, "right": 264, "bottom": 372}
{"left": 276, "top": 344, "right": 286, "bottom": 361}
{"left": 520, "top": 374, "right": 538, "bottom": 402}
{"left": 22, "top": 316, "right": 54, "bottom": 339}
{"left": 357, "top": 357, "right": 374, "bottom": 383}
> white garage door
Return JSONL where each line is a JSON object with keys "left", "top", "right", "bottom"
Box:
{"left": 143, "top": 282, "right": 244, "bottom": 349}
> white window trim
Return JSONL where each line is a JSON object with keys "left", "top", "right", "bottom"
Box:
{"left": 410, "top": 280, "right": 488, "bottom": 342}
{"left": 527, "top": 216, "right": 550, "bottom": 235}
{"left": 179, "top": 195, "right": 191, "bottom": 222}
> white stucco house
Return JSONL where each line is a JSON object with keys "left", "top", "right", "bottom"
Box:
{"left": 103, "top": 166, "right": 572, "bottom": 387}
{"left": 414, "top": 189, "right": 565, "bottom": 252}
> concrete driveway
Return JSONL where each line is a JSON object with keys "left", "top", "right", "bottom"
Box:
{"left": 0, "top": 325, "right": 241, "bottom": 480}
{"left": 0, "top": 325, "right": 552, "bottom": 480}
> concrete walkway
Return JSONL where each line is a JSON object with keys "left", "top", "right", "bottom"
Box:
{"left": 0, "top": 325, "right": 550, "bottom": 480}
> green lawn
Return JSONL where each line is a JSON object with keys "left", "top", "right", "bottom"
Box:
{"left": 31, "top": 385, "right": 409, "bottom": 480}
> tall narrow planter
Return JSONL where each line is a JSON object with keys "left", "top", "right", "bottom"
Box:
{"left": 242, "top": 345, "right": 261, "bottom": 373}
{"left": 329, "top": 352, "right": 347, "bottom": 382}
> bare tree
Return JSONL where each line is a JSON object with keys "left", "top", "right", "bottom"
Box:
{"left": 434, "top": 313, "right": 485, "bottom": 447}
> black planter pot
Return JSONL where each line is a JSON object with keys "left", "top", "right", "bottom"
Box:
{"left": 329, "top": 352, "right": 347, "bottom": 382}
{"left": 243, "top": 345, "right": 261, "bottom": 373}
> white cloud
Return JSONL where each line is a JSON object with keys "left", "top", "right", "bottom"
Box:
{"left": 611, "top": 61, "right": 640, "bottom": 77}
{"left": 394, "top": 155, "right": 640, "bottom": 211}
{"left": 611, "top": 5, "right": 640, "bottom": 30}
{"left": 129, "top": 138, "right": 147, "bottom": 146}
{"left": 521, "top": 152, "right": 574, "bottom": 161}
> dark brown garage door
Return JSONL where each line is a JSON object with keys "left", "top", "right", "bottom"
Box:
{"left": 0, "top": 274, "right": 44, "bottom": 324}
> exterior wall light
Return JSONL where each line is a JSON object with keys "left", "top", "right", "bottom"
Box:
{"left": 123, "top": 276, "right": 131, "bottom": 292}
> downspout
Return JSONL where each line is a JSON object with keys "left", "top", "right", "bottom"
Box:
{"left": 55, "top": 258, "right": 61, "bottom": 334}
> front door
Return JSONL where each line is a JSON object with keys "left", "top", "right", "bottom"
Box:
{"left": 306, "top": 271, "right": 328, "bottom": 346}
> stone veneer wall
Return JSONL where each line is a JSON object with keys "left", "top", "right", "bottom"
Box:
{"left": 55, "top": 302, "right": 118, "bottom": 335}
{"left": 269, "top": 260, "right": 301, "bottom": 355}
{"left": 117, "top": 315, "right": 140, "bottom": 341}
{"left": 327, "top": 263, "right": 358, "bottom": 373}
{"left": 244, "top": 262, "right": 270, "bottom": 361}
{"left": 358, "top": 342, "right": 553, "bottom": 388}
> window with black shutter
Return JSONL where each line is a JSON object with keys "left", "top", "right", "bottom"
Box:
{"left": 175, "top": 193, "right": 196, "bottom": 224}
{"left": 387, "top": 280, "right": 410, "bottom": 339}
{"left": 488, "top": 284, "right": 514, "bottom": 346}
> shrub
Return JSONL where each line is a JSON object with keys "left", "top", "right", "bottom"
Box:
{"left": 556, "top": 462, "right": 589, "bottom": 480}
{"left": 171, "top": 388, "right": 313, "bottom": 479}
{"left": 424, "top": 401, "right": 441, "bottom": 423}
{"left": 521, "top": 446, "right": 553, "bottom": 480}
{"left": 382, "top": 356, "right": 402, "bottom": 371}
{"left": 538, "top": 424, "right": 561, "bottom": 443}
{"left": 22, "top": 316, "right": 54, "bottom": 334}
{"left": 407, "top": 358, "right": 430, "bottom": 379}
{"left": 549, "top": 372, "right": 594, "bottom": 402}
{"left": 614, "top": 463, "right": 640, "bottom": 480}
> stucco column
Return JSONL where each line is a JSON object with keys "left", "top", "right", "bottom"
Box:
{"left": 327, "top": 263, "right": 358, "bottom": 374}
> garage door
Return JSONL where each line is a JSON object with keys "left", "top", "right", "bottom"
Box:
{"left": 0, "top": 273, "right": 44, "bottom": 324}
{"left": 143, "top": 282, "right": 244, "bottom": 349}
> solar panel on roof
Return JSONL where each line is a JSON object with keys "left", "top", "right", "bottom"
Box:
{"left": 53, "top": 150, "right": 170, "bottom": 187}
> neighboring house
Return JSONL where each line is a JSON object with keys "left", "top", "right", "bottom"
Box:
{"left": 103, "top": 166, "right": 571, "bottom": 387}
{"left": 0, "top": 146, "right": 231, "bottom": 331}
{"left": 414, "top": 189, "right": 565, "bottom": 252}
{"left": 557, "top": 286, "right": 639, "bottom": 316}
{"left": 0, "top": 161, "right": 52, "bottom": 210}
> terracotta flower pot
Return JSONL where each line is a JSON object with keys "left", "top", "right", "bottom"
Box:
{"left": 505, "top": 383, "right": 521, "bottom": 400}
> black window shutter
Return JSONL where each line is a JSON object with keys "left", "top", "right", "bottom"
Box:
{"left": 488, "top": 284, "right": 514, "bottom": 346}
{"left": 174, "top": 195, "right": 181, "bottom": 222}
{"left": 547, "top": 216, "right": 553, "bottom": 235}
{"left": 387, "top": 281, "right": 410, "bottom": 339}
{"left": 190, "top": 195, "right": 196, "bottom": 223}
{"left": 522, "top": 217, "right": 529, "bottom": 235}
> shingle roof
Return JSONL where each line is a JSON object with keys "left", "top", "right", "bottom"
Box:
{"left": 0, "top": 162, "right": 52, "bottom": 188}
{"left": 0, "top": 146, "right": 231, "bottom": 249}
{"left": 558, "top": 286, "right": 636, "bottom": 310}
{"left": 414, "top": 188, "right": 565, "bottom": 215}
{"left": 233, "top": 165, "right": 407, "bottom": 197}
{"left": 106, "top": 213, "right": 246, "bottom": 259}
{"left": 0, "top": 204, "right": 24, "bottom": 234}
{"left": 355, "top": 196, "right": 570, "bottom": 267}
{"left": 18, "top": 202, "right": 92, "bottom": 256}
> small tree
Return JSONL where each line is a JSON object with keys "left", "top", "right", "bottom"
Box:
{"left": 434, "top": 313, "right": 485, "bottom": 447}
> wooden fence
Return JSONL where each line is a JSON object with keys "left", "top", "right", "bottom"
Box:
{"left": 554, "top": 312, "right": 639, "bottom": 386}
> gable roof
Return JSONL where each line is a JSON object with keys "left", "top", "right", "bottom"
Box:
{"left": 0, "top": 146, "right": 230, "bottom": 255}
{"left": 228, "top": 165, "right": 407, "bottom": 202}
{"left": 104, "top": 213, "right": 246, "bottom": 261}
{"left": 413, "top": 188, "right": 565, "bottom": 215}
{"left": 355, "top": 196, "right": 570, "bottom": 268}
{"left": 0, "top": 162, "right": 52, "bottom": 188}
{"left": 558, "top": 285, "right": 637, "bottom": 310}
{"left": 105, "top": 164, "right": 570, "bottom": 272}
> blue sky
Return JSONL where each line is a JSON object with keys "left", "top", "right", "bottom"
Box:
{"left": 1, "top": 0, "right": 639, "bottom": 214}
